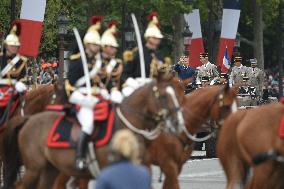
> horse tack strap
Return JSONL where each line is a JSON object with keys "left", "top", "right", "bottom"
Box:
{"left": 46, "top": 104, "right": 65, "bottom": 111}
{"left": 278, "top": 115, "right": 284, "bottom": 138}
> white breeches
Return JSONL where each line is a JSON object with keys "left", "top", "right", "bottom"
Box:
{"left": 77, "top": 106, "right": 94, "bottom": 135}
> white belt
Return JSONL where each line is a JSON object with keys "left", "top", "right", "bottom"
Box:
{"left": 0, "top": 79, "right": 17, "bottom": 85}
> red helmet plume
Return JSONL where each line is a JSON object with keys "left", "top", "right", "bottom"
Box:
{"left": 108, "top": 19, "right": 118, "bottom": 29}
{"left": 90, "top": 15, "right": 103, "bottom": 25}
{"left": 147, "top": 11, "right": 158, "bottom": 21}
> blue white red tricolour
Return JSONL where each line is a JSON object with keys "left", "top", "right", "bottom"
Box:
{"left": 217, "top": 0, "right": 241, "bottom": 67}
{"left": 221, "top": 46, "right": 231, "bottom": 73}
{"left": 19, "top": 0, "right": 46, "bottom": 57}
{"left": 184, "top": 9, "right": 204, "bottom": 68}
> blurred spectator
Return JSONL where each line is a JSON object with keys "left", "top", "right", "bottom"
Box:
{"left": 95, "top": 129, "right": 151, "bottom": 189}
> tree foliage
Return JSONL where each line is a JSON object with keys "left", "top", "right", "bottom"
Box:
{"left": 0, "top": 0, "right": 282, "bottom": 67}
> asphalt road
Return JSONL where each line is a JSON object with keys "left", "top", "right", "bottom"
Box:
{"left": 87, "top": 158, "right": 226, "bottom": 189}
{"left": 152, "top": 158, "right": 226, "bottom": 189}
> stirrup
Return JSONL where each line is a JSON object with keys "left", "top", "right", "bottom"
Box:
{"left": 75, "top": 159, "right": 87, "bottom": 171}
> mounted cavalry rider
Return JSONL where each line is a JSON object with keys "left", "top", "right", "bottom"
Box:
{"left": 196, "top": 53, "right": 219, "bottom": 85}
{"left": 68, "top": 16, "right": 103, "bottom": 87}
{"left": 99, "top": 20, "right": 123, "bottom": 95}
{"left": 247, "top": 58, "right": 264, "bottom": 97}
{"left": 67, "top": 16, "right": 104, "bottom": 171}
{"left": 0, "top": 22, "right": 27, "bottom": 81}
{"left": 122, "top": 11, "right": 164, "bottom": 80}
{"left": 0, "top": 21, "right": 27, "bottom": 122}
{"left": 230, "top": 56, "right": 250, "bottom": 86}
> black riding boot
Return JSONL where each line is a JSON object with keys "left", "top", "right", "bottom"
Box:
{"left": 75, "top": 131, "right": 89, "bottom": 170}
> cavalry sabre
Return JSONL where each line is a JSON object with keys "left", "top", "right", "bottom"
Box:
{"left": 131, "top": 13, "right": 146, "bottom": 79}
{"left": 72, "top": 27, "right": 92, "bottom": 97}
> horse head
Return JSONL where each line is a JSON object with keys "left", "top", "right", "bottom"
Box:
{"left": 52, "top": 81, "right": 70, "bottom": 105}
{"left": 181, "top": 84, "right": 239, "bottom": 142}
{"left": 208, "top": 84, "right": 239, "bottom": 125}
{"left": 118, "top": 72, "right": 185, "bottom": 139}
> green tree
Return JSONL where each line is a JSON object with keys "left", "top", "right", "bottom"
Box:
{"left": 239, "top": 0, "right": 281, "bottom": 69}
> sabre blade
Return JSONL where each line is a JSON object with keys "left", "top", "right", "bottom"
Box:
{"left": 73, "top": 28, "right": 92, "bottom": 97}
{"left": 131, "top": 13, "right": 146, "bottom": 79}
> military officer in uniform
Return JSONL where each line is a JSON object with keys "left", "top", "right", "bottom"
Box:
{"left": 68, "top": 16, "right": 103, "bottom": 87}
{"left": 100, "top": 20, "right": 123, "bottom": 91}
{"left": 196, "top": 53, "right": 219, "bottom": 84}
{"left": 67, "top": 16, "right": 103, "bottom": 170}
{"left": 247, "top": 58, "right": 264, "bottom": 97}
{"left": 122, "top": 11, "right": 164, "bottom": 80}
{"left": 230, "top": 56, "right": 250, "bottom": 86}
{"left": 0, "top": 22, "right": 27, "bottom": 80}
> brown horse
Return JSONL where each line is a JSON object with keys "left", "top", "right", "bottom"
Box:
{"left": 144, "top": 84, "right": 238, "bottom": 189}
{"left": 54, "top": 84, "right": 239, "bottom": 189}
{"left": 2, "top": 75, "right": 185, "bottom": 189}
{"left": 0, "top": 84, "right": 64, "bottom": 187}
{"left": 217, "top": 102, "right": 284, "bottom": 189}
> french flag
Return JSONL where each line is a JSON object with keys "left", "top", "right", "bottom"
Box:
{"left": 217, "top": 0, "right": 241, "bottom": 67}
{"left": 184, "top": 9, "right": 204, "bottom": 68}
{"left": 19, "top": 0, "right": 46, "bottom": 57}
{"left": 221, "top": 46, "right": 231, "bottom": 73}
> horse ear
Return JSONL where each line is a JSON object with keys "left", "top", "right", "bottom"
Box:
{"left": 229, "top": 86, "right": 239, "bottom": 97}
{"left": 156, "top": 71, "right": 174, "bottom": 83}
{"left": 53, "top": 80, "right": 64, "bottom": 91}
{"left": 224, "top": 82, "right": 230, "bottom": 93}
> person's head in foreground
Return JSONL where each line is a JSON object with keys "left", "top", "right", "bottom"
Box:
{"left": 110, "top": 129, "right": 140, "bottom": 164}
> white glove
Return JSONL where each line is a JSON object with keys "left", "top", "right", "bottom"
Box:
{"left": 122, "top": 86, "right": 135, "bottom": 97}
{"left": 124, "top": 77, "right": 139, "bottom": 89}
{"left": 15, "top": 81, "right": 27, "bottom": 93}
{"left": 69, "top": 91, "right": 98, "bottom": 108}
{"left": 110, "top": 88, "right": 123, "bottom": 104}
{"left": 100, "top": 88, "right": 110, "bottom": 100}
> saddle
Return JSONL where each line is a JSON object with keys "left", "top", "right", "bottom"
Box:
{"left": 46, "top": 100, "right": 116, "bottom": 149}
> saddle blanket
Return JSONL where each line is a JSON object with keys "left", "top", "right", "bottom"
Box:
{"left": 278, "top": 115, "right": 284, "bottom": 138}
{"left": 46, "top": 101, "right": 115, "bottom": 148}
{"left": 0, "top": 85, "right": 20, "bottom": 131}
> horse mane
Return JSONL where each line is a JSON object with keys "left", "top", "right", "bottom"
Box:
{"left": 123, "top": 81, "right": 154, "bottom": 106}
{"left": 26, "top": 85, "right": 54, "bottom": 101}
{"left": 185, "top": 85, "right": 222, "bottom": 105}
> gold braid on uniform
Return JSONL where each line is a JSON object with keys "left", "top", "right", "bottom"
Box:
{"left": 150, "top": 54, "right": 173, "bottom": 78}
{"left": 150, "top": 54, "right": 159, "bottom": 78}
{"left": 123, "top": 47, "right": 138, "bottom": 63}
{"left": 65, "top": 80, "right": 76, "bottom": 97}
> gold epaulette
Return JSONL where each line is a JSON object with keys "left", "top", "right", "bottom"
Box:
{"left": 20, "top": 56, "right": 28, "bottom": 62}
{"left": 123, "top": 50, "right": 134, "bottom": 62}
{"left": 70, "top": 53, "right": 81, "bottom": 61}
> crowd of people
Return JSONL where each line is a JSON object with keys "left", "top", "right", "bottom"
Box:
{"left": 0, "top": 9, "right": 283, "bottom": 188}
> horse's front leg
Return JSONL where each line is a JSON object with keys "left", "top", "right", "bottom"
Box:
{"left": 52, "top": 173, "right": 70, "bottom": 189}
{"left": 161, "top": 160, "right": 180, "bottom": 189}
